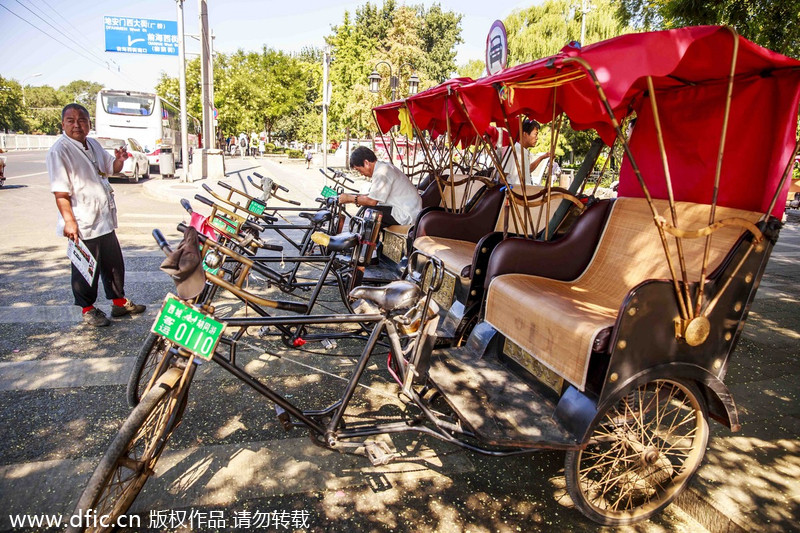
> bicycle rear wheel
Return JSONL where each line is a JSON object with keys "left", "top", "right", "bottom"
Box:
{"left": 69, "top": 368, "right": 186, "bottom": 533}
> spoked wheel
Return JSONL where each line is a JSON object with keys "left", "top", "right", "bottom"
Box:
{"left": 127, "top": 333, "right": 173, "bottom": 407}
{"left": 69, "top": 368, "right": 186, "bottom": 533}
{"left": 565, "top": 379, "right": 709, "bottom": 526}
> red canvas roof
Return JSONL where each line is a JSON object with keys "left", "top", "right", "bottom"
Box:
{"left": 373, "top": 77, "right": 475, "bottom": 143}
{"left": 455, "top": 26, "right": 800, "bottom": 216}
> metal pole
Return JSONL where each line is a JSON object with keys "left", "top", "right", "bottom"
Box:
{"left": 322, "top": 47, "right": 330, "bottom": 171}
{"left": 209, "top": 30, "right": 216, "bottom": 149}
{"left": 199, "top": 0, "right": 213, "bottom": 153}
{"left": 176, "top": 0, "right": 190, "bottom": 182}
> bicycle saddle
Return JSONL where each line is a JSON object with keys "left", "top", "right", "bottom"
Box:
{"left": 349, "top": 281, "right": 421, "bottom": 313}
{"left": 299, "top": 210, "right": 332, "bottom": 225}
{"left": 311, "top": 231, "right": 359, "bottom": 252}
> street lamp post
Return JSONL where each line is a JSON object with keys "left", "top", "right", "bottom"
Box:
{"left": 21, "top": 73, "right": 42, "bottom": 107}
{"left": 368, "top": 62, "right": 419, "bottom": 159}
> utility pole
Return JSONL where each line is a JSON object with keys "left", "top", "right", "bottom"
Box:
{"left": 322, "top": 47, "right": 331, "bottom": 172}
{"left": 199, "top": 0, "right": 213, "bottom": 153}
{"left": 176, "top": 0, "right": 190, "bottom": 182}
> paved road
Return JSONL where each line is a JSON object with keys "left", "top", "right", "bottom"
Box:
{"left": 1, "top": 151, "right": 796, "bottom": 532}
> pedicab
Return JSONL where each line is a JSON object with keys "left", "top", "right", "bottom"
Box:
{"left": 69, "top": 26, "right": 800, "bottom": 531}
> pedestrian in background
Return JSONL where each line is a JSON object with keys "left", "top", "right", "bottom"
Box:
{"left": 46, "top": 103, "right": 146, "bottom": 327}
{"left": 305, "top": 145, "right": 313, "bottom": 169}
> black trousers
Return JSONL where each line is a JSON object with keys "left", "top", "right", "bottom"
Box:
{"left": 71, "top": 231, "right": 126, "bottom": 307}
{"left": 370, "top": 205, "right": 401, "bottom": 227}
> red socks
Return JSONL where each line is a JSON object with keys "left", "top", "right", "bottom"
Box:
{"left": 82, "top": 306, "right": 94, "bottom": 314}
{"left": 112, "top": 298, "right": 127, "bottom": 307}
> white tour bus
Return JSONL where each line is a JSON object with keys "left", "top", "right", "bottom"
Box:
{"left": 94, "top": 89, "right": 201, "bottom": 172}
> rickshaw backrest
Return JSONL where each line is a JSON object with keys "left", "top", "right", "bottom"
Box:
{"left": 492, "top": 186, "right": 563, "bottom": 237}
{"left": 485, "top": 197, "right": 762, "bottom": 391}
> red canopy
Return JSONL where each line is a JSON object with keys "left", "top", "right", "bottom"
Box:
{"left": 455, "top": 26, "right": 800, "bottom": 217}
{"left": 373, "top": 77, "right": 476, "bottom": 144}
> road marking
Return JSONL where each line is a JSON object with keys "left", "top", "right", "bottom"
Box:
{"left": 4, "top": 171, "right": 48, "bottom": 180}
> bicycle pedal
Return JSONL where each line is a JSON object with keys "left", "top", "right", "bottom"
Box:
{"left": 321, "top": 338, "right": 337, "bottom": 350}
{"left": 364, "top": 440, "right": 396, "bottom": 466}
{"left": 275, "top": 405, "right": 292, "bottom": 431}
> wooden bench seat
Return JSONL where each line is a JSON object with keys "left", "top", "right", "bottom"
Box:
{"left": 485, "top": 197, "right": 762, "bottom": 391}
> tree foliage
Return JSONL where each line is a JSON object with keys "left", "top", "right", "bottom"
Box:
{"left": 506, "top": 0, "right": 631, "bottom": 64}
{"left": 616, "top": 0, "right": 800, "bottom": 58}
{"left": 324, "top": 1, "right": 463, "bottom": 139}
{"left": 0, "top": 76, "right": 26, "bottom": 133}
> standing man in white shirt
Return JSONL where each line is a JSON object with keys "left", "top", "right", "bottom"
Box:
{"left": 47, "top": 103, "right": 146, "bottom": 327}
{"left": 337, "top": 146, "right": 422, "bottom": 227}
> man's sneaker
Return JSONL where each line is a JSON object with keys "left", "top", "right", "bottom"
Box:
{"left": 111, "top": 299, "right": 147, "bottom": 317}
{"left": 83, "top": 307, "right": 111, "bottom": 327}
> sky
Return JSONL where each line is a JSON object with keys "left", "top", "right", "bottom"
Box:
{"left": 0, "top": 0, "right": 534, "bottom": 93}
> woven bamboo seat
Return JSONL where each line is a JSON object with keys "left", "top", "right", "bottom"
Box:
{"left": 485, "top": 197, "right": 762, "bottom": 390}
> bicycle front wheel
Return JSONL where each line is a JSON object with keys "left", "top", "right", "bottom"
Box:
{"left": 69, "top": 368, "right": 186, "bottom": 533}
{"left": 127, "top": 333, "right": 171, "bottom": 407}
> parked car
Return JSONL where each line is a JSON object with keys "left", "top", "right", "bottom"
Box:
{"left": 94, "top": 137, "right": 150, "bottom": 183}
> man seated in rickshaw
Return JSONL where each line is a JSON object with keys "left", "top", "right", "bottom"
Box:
{"left": 337, "top": 146, "right": 422, "bottom": 227}
{"left": 500, "top": 118, "right": 550, "bottom": 186}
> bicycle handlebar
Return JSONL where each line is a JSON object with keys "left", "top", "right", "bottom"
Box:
{"left": 327, "top": 167, "right": 354, "bottom": 183}
{"left": 180, "top": 198, "right": 193, "bottom": 214}
{"left": 152, "top": 229, "right": 172, "bottom": 255}
{"left": 254, "top": 172, "right": 289, "bottom": 192}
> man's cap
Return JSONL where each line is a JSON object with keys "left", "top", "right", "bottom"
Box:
{"left": 160, "top": 226, "right": 206, "bottom": 300}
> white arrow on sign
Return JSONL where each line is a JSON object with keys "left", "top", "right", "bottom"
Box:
{"left": 128, "top": 36, "right": 145, "bottom": 46}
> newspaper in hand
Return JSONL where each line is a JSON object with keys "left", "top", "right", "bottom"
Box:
{"left": 67, "top": 239, "right": 97, "bottom": 285}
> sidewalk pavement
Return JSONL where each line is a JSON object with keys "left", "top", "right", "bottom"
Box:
{"left": 142, "top": 155, "right": 800, "bottom": 532}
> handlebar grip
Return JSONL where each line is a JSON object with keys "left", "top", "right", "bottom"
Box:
{"left": 328, "top": 167, "right": 354, "bottom": 183}
{"left": 285, "top": 198, "right": 301, "bottom": 206}
{"left": 217, "top": 181, "right": 233, "bottom": 190}
{"left": 253, "top": 172, "right": 264, "bottom": 179}
{"left": 259, "top": 242, "right": 284, "bottom": 252}
{"left": 194, "top": 194, "right": 215, "bottom": 208}
{"left": 152, "top": 229, "right": 172, "bottom": 255}
{"left": 201, "top": 183, "right": 213, "bottom": 193}
{"left": 247, "top": 175, "right": 257, "bottom": 187}
{"left": 277, "top": 184, "right": 289, "bottom": 192}
{"left": 180, "top": 198, "right": 193, "bottom": 214}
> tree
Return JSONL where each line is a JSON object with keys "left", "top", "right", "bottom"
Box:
{"left": 457, "top": 59, "right": 486, "bottom": 79}
{"left": 58, "top": 80, "right": 104, "bottom": 117}
{"left": 0, "top": 77, "right": 26, "bottom": 133}
{"left": 25, "top": 85, "right": 64, "bottom": 134}
{"left": 505, "top": 0, "right": 631, "bottom": 64}
{"left": 616, "top": 0, "right": 800, "bottom": 58}
{"left": 416, "top": 4, "right": 463, "bottom": 83}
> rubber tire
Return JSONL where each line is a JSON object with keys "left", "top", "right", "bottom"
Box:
{"left": 564, "top": 379, "right": 709, "bottom": 526}
{"left": 128, "top": 165, "right": 139, "bottom": 183}
{"left": 126, "top": 333, "right": 171, "bottom": 408}
{"left": 142, "top": 162, "right": 150, "bottom": 179}
{"left": 68, "top": 368, "right": 184, "bottom": 533}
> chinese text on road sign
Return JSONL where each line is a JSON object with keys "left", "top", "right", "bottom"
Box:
{"left": 104, "top": 16, "right": 179, "bottom": 56}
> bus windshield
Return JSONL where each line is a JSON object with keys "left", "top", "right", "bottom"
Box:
{"left": 100, "top": 93, "right": 155, "bottom": 116}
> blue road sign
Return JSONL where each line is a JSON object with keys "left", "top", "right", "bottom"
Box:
{"left": 104, "top": 16, "right": 178, "bottom": 56}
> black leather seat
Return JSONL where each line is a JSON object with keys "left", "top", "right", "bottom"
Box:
{"left": 299, "top": 210, "right": 332, "bottom": 225}
{"left": 349, "top": 281, "right": 421, "bottom": 313}
{"left": 325, "top": 232, "right": 359, "bottom": 252}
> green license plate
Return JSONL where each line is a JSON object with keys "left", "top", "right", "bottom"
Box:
{"left": 211, "top": 215, "right": 238, "bottom": 234}
{"left": 247, "top": 199, "right": 266, "bottom": 215}
{"left": 151, "top": 294, "right": 223, "bottom": 360}
{"left": 320, "top": 185, "right": 337, "bottom": 198}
